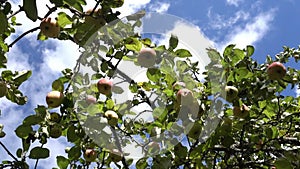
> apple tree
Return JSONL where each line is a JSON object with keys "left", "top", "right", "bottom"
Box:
{"left": 0, "top": 0, "right": 300, "bottom": 169}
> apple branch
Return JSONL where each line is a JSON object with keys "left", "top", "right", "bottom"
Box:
{"left": 8, "top": 27, "right": 40, "bottom": 48}
{"left": 0, "top": 141, "right": 19, "bottom": 162}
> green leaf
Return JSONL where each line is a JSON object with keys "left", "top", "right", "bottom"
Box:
{"left": 246, "top": 45, "right": 255, "bottom": 57}
{"left": 147, "top": 68, "right": 161, "bottom": 82}
{"left": 52, "top": 79, "right": 64, "bottom": 92}
{"left": 13, "top": 70, "right": 32, "bottom": 86}
{"left": 174, "top": 49, "right": 192, "bottom": 58}
{"left": 136, "top": 157, "right": 148, "bottom": 169}
{"left": 274, "top": 157, "right": 293, "bottom": 169}
{"left": 0, "top": 11, "right": 8, "bottom": 34}
{"left": 124, "top": 38, "right": 142, "bottom": 51}
{"left": 23, "top": 0, "right": 38, "bottom": 21}
{"left": 67, "top": 125, "right": 79, "bottom": 142}
{"left": 57, "top": 156, "right": 69, "bottom": 169}
{"left": 29, "top": 147, "right": 50, "bottom": 159}
{"left": 169, "top": 34, "right": 178, "bottom": 50}
{"left": 57, "top": 12, "right": 72, "bottom": 27}
{"left": 15, "top": 125, "right": 32, "bottom": 138}
{"left": 68, "top": 146, "right": 81, "bottom": 160}
{"left": 23, "top": 115, "right": 43, "bottom": 125}
{"left": 1, "top": 70, "right": 13, "bottom": 81}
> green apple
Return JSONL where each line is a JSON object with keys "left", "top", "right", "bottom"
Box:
{"left": 233, "top": 104, "right": 250, "bottom": 118}
{"left": 83, "top": 149, "right": 97, "bottom": 162}
{"left": 0, "top": 81, "right": 7, "bottom": 97}
{"left": 49, "top": 125, "right": 62, "bottom": 138}
{"left": 50, "top": 112, "right": 61, "bottom": 123}
{"left": 97, "top": 78, "right": 113, "bottom": 96}
{"left": 46, "top": 91, "right": 64, "bottom": 108}
{"left": 40, "top": 18, "right": 60, "bottom": 38}
{"left": 267, "top": 62, "right": 286, "bottom": 80}
{"left": 137, "top": 48, "right": 156, "bottom": 68}
{"left": 104, "top": 110, "right": 118, "bottom": 126}
{"left": 109, "top": 149, "right": 123, "bottom": 162}
{"left": 225, "top": 86, "right": 238, "bottom": 102}
{"left": 176, "top": 88, "right": 194, "bottom": 105}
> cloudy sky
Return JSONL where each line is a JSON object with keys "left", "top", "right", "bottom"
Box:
{"left": 1, "top": 0, "right": 300, "bottom": 168}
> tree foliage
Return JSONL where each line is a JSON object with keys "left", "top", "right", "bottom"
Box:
{"left": 0, "top": 0, "right": 300, "bottom": 169}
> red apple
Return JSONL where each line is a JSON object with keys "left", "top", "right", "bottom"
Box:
{"left": 83, "top": 149, "right": 97, "bottom": 162}
{"left": 46, "top": 91, "right": 64, "bottom": 108}
{"left": 97, "top": 78, "right": 113, "bottom": 96}
{"left": 176, "top": 88, "right": 194, "bottom": 105}
{"left": 40, "top": 18, "right": 60, "bottom": 38}
{"left": 86, "top": 95, "right": 97, "bottom": 104}
{"left": 267, "top": 62, "right": 286, "bottom": 80}
{"left": 137, "top": 48, "right": 156, "bottom": 68}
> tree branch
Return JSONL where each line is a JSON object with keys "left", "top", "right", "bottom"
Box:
{"left": 8, "top": 27, "right": 40, "bottom": 48}
{"left": 0, "top": 141, "right": 19, "bottom": 162}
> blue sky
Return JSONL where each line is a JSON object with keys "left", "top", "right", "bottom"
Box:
{"left": 1, "top": 0, "right": 300, "bottom": 168}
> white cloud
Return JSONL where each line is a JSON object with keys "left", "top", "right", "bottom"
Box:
{"left": 226, "top": 0, "right": 244, "bottom": 7}
{"left": 217, "top": 9, "right": 276, "bottom": 51}
{"left": 207, "top": 9, "right": 249, "bottom": 29}
{"left": 149, "top": 2, "right": 170, "bottom": 13}
{"left": 114, "top": 0, "right": 151, "bottom": 18}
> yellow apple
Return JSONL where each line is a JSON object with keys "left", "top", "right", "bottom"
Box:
{"left": 137, "top": 48, "right": 156, "bottom": 68}
{"left": 104, "top": 110, "right": 118, "bottom": 126}
{"left": 40, "top": 18, "right": 60, "bottom": 38}
{"left": 97, "top": 78, "right": 113, "bottom": 96}
{"left": 225, "top": 86, "right": 238, "bottom": 102}
{"left": 46, "top": 91, "right": 64, "bottom": 108}
{"left": 267, "top": 62, "right": 286, "bottom": 80}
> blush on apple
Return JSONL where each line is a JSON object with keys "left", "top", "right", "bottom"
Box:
{"left": 46, "top": 91, "right": 64, "bottom": 108}
{"left": 267, "top": 62, "right": 286, "bottom": 80}
{"left": 97, "top": 78, "right": 113, "bottom": 96}
{"left": 40, "top": 18, "right": 60, "bottom": 38}
{"left": 137, "top": 48, "right": 156, "bottom": 68}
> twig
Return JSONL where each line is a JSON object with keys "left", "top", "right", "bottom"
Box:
{"left": 0, "top": 141, "right": 19, "bottom": 162}
{"left": 8, "top": 5, "right": 23, "bottom": 19}
{"left": 8, "top": 27, "right": 40, "bottom": 48}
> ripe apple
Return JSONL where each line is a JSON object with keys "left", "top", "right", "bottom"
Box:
{"left": 49, "top": 125, "right": 62, "bottom": 138}
{"left": 172, "top": 81, "right": 186, "bottom": 90}
{"left": 147, "top": 141, "right": 160, "bottom": 154}
{"left": 50, "top": 112, "right": 61, "bottom": 123}
{"left": 84, "top": 8, "right": 106, "bottom": 27}
{"left": 83, "top": 149, "right": 97, "bottom": 162}
{"left": 176, "top": 88, "right": 194, "bottom": 105}
{"left": 46, "top": 91, "right": 64, "bottom": 108}
{"left": 97, "top": 78, "right": 113, "bottom": 96}
{"left": 109, "top": 149, "right": 123, "bottom": 162}
{"left": 86, "top": 95, "right": 97, "bottom": 104}
{"left": 233, "top": 104, "right": 250, "bottom": 118}
{"left": 104, "top": 110, "right": 118, "bottom": 126}
{"left": 40, "top": 18, "right": 60, "bottom": 38}
{"left": 267, "top": 62, "right": 286, "bottom": 80}
{"left": 225, "top": 86, "right": 238, "bottom": 102}
{"left": 0, "top": 81, "right": 7, "bottom": 97}
{"left": 137, "top": 48, "right": 156, "bottom": 68}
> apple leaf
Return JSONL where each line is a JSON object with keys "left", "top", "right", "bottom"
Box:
{"left": 147, "top": 68, "right": 161, "bottom": 82}
{"left": 246, "top": 45, "right": 255, "bottom": 57}
{"left": 57, "top": 156, "right": 69, "bottom": 169}
{"left": 13, "top": 70, "right": 32, "bottom": 87}
{"left": 68, "top": 146, "right": 81, "bottom": 160}
{"left": 174, "top": 49, "right": 192, "bottom": 58}
{"left": 124, "top": 38, "right": 142, "bottom": 52}
{"left": 136, "top": 157, "right": 148, "bottom": 169}
{"left": 52, "top": 79, "right": 64, "bottom": 92}
{"left": 67, "top": 125, "right": 79, "bottom": 142}
{"left": 274, "top": 157, "right": 293, "bottom": 169}
{"left": 0, "top": 11, "right": 8, "bottom": 34}
{"left": 169, "top": 34, "right": 178, "bottom": 50}
{"left": 23, "top": 115, "right": 43, "bottom": 126}
{"left": 57, "top": 12, "right": 73, "bottom": 28}
{"left": 23, "top": 0, "right": 38, "bottom": 21}
{"left": 15, "top": 124, "right": 32, "bottom": 138}
{"left": 29, "top": 147, "right": 50, "bottom": 159}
